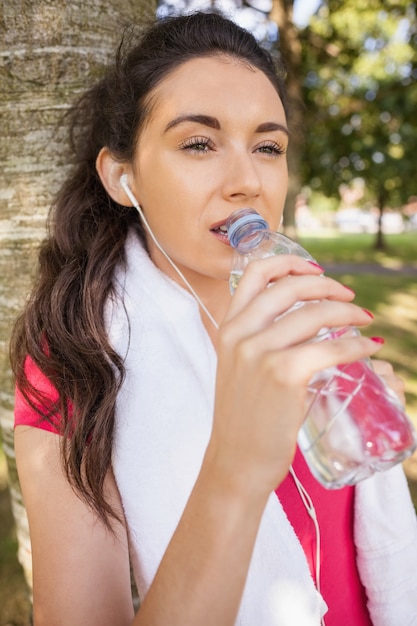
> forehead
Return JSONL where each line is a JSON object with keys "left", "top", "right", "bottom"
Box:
{"left": 143, "top": 55, "right": 286, "bottom": 129}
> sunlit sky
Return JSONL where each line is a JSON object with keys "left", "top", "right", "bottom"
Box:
{"left": 159, "top": 0, "right": 323, "bottom": 32}
{"left": 293, "top": 0, "right": 322, "bottom": 27}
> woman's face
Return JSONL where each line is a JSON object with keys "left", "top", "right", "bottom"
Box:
{"left": 130, "top": 55, "right": 288, "bottom": 288}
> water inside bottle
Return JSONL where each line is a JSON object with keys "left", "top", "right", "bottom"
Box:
{"left": 298, "top": 358, "right": 417, "bottom": 488}
{"left": 229, "top": 270, "right": 243, "bottom": 293}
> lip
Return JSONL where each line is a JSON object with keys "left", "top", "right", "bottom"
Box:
{"left": 210, "top": 219, "right": 230, "bottom": 245}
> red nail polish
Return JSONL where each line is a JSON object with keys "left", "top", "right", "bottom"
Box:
{"left": 343, "top": 285, "right": 355, "bottom": 294}
{"left": 362, "top": 308, "right": 374, "bottom": 319}
{"left": 370, "top": 336, "right": 385, "bottom": 344}
{"left": 307, "top": 260, "right": 324, "bottom": 272}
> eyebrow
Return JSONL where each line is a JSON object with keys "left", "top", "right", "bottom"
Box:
{"left": 164, "top": 114, "right": 289, "bottom": 136}
{"left": 256, "top": 121, "right": 289, "bottom": 136}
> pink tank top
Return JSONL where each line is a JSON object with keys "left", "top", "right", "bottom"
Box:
{"left": 14, "top": 357, "right": 62, "bottom": 433}
{"left": 276, "top": 447, "right": 372, "bottom": 625}
{"left": 15, "top": 357, "right": 372, "bottom": 624}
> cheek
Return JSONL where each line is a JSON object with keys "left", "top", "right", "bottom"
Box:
{"left": 137, "top": 177, "right": 198, "bottom": 248}
{"left": 138, "top": 154, "right": 203, "bottom": 210}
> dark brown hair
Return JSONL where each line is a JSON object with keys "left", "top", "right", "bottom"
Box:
{"left": 10, "top": 11, "right": 287, "bottom": 527}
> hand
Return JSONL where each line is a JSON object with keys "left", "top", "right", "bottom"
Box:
{"left": 207, "top": 255, "right": 385, "bottom": 501}
{"left": 373, "top": 358, "right": 406, "bottom": 406}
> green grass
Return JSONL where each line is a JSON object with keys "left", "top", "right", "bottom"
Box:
{"left": 299, "top": 231, "right": 417, "bottom": 267}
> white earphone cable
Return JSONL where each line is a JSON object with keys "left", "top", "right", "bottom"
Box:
{"left": 289, "top": 465, "right": 325, "bottom": 626}
{"left": 120, "top": 175, "right": 324, "bottom": 622}
{"left": 120, "top": 175, "right": 219, "bottom": 330}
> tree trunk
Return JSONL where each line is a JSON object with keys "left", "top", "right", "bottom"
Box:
{"left": 0, "top": 0, "right": 155, "bottom": 608}
{"left": 374, "top": 189, "right": 386, "bottom": 250}
{"left": 269, "top": 0, "right": 304, "bottom": 239}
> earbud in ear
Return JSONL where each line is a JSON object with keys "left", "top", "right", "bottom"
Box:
{"left": 120, "top": 174, "right": 139, "bottom": 209}
{"left": 120, "top": 173, "right": 129, "bottom": 189}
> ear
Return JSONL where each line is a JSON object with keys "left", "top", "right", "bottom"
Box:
{"left": 96, "top": 147, "right": 136, "bottom": 207}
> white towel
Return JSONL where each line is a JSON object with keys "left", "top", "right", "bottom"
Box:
{"left": 355, "top": 465, "right": 417, "bottom": 625}
{"left": 108, "top": 231, "right": 417, "bottom": 625}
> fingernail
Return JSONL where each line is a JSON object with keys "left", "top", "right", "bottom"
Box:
{"left": 370, "top": 336, "right": 385, "bottom": 344}
{"left": 343, "top": 285, "right": 355, "bottom": 294}
{"left": 307, "top": 260, "right": 324, "bottom": 272}
{"left": 362, "top": 308, "right": 374, "bottom": 319}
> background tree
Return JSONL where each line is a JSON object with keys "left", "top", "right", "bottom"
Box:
{"left": 0, "top": 0, "right": 155, "bottom": 609}
{"left": 301, "top": 0, "right": 417, "bottom": 248}
{"left": 269, "top": 0, "right": 305, "bottom": 238}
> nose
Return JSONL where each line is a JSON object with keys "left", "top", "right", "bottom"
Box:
{"left": 221, "top": 150, "right": 262, "bottom": 201}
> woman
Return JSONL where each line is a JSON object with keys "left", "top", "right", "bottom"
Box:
{"left": 11, "top": 12, "right": 417, "bottom": 626}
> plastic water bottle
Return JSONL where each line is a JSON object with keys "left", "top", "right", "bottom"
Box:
{"left": 226, "top": 208, "right": 417, "bottom": 489}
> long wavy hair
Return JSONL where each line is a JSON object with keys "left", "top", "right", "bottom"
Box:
{"left": 10, "top": 11, "right": 288, "bottom": 527}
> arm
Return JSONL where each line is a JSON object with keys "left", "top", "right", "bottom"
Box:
{"left": 16, "top": 256, "right": 384, "bottom": 626}
{"left": 16, "top": 425, "right": 268, "bottom": 626}
{"left": 15, "top": 426, "right": 135, "bottom": 626}
{"left": 16, "top": 426, "right": 269, "bottom": 626}
{"left": 135, "top": 257, "right": 383, "bottom": 626}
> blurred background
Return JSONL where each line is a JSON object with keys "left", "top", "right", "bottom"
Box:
{"left": 1, "top": 0, "right": 416, "bottom": 623}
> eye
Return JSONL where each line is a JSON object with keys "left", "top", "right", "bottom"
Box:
{"left": 255, "top": 141, "right": 287, "bottom": 156}
{"left": 179, "top": 136, "right": 215, "bottom": 154}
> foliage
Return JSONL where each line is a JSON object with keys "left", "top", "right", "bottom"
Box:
{"left": 301, "top": 0, "right": 417, "bottom": 215}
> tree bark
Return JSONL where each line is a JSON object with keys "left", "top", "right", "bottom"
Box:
{"left": 375, "top": 189, "right": 387, "bottom": 251}
{"left": 0, "top": 0, "right": 155, "bottom": 606}
{"left": 269, "top": 0, "right": 305, "bottom": 239}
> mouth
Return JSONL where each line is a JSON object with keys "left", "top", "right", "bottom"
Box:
{"left": 210, "top": 220, "right": 230, "bottom": 244}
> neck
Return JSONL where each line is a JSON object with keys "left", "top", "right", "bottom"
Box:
{"left": 198, "top": 283, "right": 231, "bottom": 347}
{"left": 149, "top": 245, "right": 232, "bottom": 346}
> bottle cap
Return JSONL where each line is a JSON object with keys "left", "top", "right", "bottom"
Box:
{"left": 227, "top": 209, "right": 268, "bottom": 248}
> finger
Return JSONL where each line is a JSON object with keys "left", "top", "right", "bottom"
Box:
{"left": 226, "top": 271, "right": 355, "bottom": 329}
{"left": 259, "top": 335, "right": 385, "bottom": 389}
{"left": 223, "top": 277, "right": 362, "bottom": 346}
{"left": 230, "top": 300, "right": 374, "bottom": 355}
{"left": 372, "top": 359, "right": 406, "bottom": 405}
{"left": 226, "top": 255, "right": 325, "bottom": 318}
{"left": 220, "top": 303, "right": 375, "bottom": 377}
{"left": 256, "top": 274, "right": 356, "bottom": 323}
{"left": 371, "top": 359, "right": 393, "bottom": 377}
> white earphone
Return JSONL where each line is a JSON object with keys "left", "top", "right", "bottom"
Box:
{"left": 120, "top": 173, "right": 140, "bottom": 209}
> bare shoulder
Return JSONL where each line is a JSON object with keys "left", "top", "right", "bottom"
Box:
{"left": 14, "top": 426, "right": 135, "bottom": 626}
